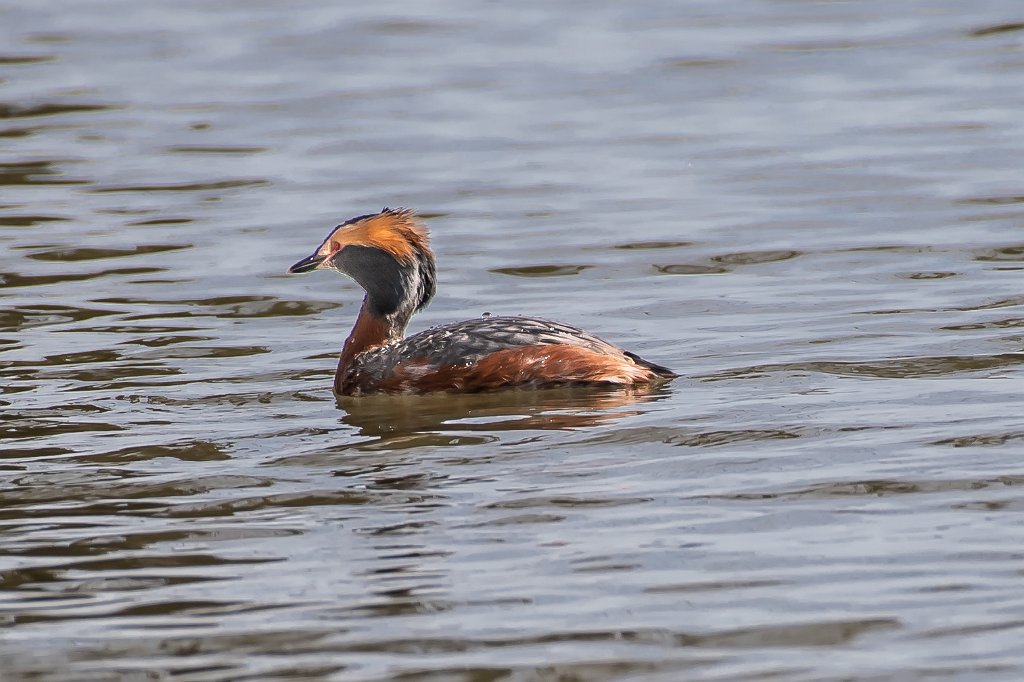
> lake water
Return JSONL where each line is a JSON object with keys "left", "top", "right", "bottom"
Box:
{"left": 4, "top": 1, "right": 1024, "bottom": 680}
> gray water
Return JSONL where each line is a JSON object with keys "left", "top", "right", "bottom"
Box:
{"left": 4, "top": 1, "right": 1024, "bottom": 680}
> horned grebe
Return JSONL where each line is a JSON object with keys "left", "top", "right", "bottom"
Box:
{"left": 288, "top": 208, "right": 676, "bottom": 395}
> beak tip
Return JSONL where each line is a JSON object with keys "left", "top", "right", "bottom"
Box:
{"left": 288, "top": 254, "right": 326, "bottom": 274}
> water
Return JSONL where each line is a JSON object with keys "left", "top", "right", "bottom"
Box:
{"left": 3, "top": 1, "right": 1024, "bottom": 679}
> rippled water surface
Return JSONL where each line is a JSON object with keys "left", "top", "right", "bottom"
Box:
{"left": 4, "top": 1, "right": 1024, "bottom": 680}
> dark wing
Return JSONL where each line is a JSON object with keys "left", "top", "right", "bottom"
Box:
{"left": 355, "top": 315, "right": 626, "bottom": 374}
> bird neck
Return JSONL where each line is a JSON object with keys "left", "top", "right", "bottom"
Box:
{"left": 335, "top": 296, "right": 408, "bottom": 392}
{"left": 331, "top": 243, "right": 436, "bottom": 394}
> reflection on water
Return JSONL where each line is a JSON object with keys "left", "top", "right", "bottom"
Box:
{"left": 337, "top": 386, "right": 665, "bottom": 439}
{"left": 4, "top": 0, "right": 1024, "bottom": 679}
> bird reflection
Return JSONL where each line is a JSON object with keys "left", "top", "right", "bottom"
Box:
{"left": 336, "top": 384, "right": 672, "bottom": 440}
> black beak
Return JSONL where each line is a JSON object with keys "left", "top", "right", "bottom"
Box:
{"left": 288, "top": 253, "right": 326, "bottom": 274}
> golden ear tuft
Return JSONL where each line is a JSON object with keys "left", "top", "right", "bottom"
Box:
{"left": 315, "top": 207, "right": 431, "bottom": 264}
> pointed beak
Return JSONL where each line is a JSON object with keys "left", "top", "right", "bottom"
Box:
{"left": 288, "top": 253, "right": 326, "bottom": 274}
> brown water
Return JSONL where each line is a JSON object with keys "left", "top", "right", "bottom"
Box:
{"left": 4, "top": 1, "right": 1024, "bottom": 680}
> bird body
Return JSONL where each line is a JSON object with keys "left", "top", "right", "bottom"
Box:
{"left": 288, "top": 209, "right": 675, "bottom": 396}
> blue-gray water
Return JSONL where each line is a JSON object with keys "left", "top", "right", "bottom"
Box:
{"left": 3, "top": 1, "right": 1024, "bottom": 680}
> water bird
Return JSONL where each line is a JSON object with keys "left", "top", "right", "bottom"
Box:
{"left": 288, "top": 208, "right": 676, "bottom": 396}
